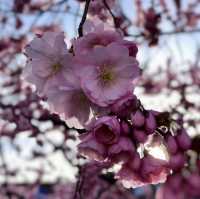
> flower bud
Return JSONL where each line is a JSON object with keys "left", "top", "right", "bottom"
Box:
{"left": 169, "top": 153, "right": 185, "bottom": 170}
{"left": 120, "top": 121, "right": 130, "bottom": 136}
{"left": 130, "top": 153, "right": 141, "bottom": 171}
{"left": 131, "top": 110, "right": 145, "bottom": 127}
{"left": 176, "top": 129, "right": 191, "bottom": 150}
{"left": 145, "top": 111, "right": 157, "bottom": 134}
{"left": 166, "top": 136, "right": 178, "bottom": 154}
{"left": 133, "top": 128, "right": 148, "bottom": 143}
{"left": 108, "top": 137, "right": 135, "bottom": 163}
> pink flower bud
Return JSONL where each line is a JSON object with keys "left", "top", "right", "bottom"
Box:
{"left": 187, "top": 173, "right": 200, "bottom": 190}
{"left": 117, "top": 40, "right": 138, "bottom": 57}
{"left": 129, "top": 153, "right": 141, "bottom": 171}
{"left": 145, "top": 111, "right": 157, "bottom": 134}
{"left": 131, "top": 110, "right": 145, "bottom": 127}
{"left": 120, "top": 121, "right": 130, "bottom": 136}
{"left": 167, "top": 174, "right": 183, "bottom": 191}
{"left": 176, "top": 129, "right": 191, "bottom": 150}
{"left": 169, "top": 153, "right": 185, "bottom": 170}
{"left": 132, "top": 128, "right": 148, "bottom": 143}
{"left": 166, "top": 136, "right": 178, "bottom": 154}
{"left": 78, "top": 133, "right": 107, "bottom": 161}
{"left": 93, "top": 116, "right": 120, "bottom": 145}
{"left": 111, "top": 94, "right": 138, "bottom": 117}
{"left": 108, "top": 137, "right": 135, "bottom": 163}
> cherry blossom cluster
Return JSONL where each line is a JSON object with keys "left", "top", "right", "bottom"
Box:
{"left": 23, "top": 19, "right": 139, "bottom": 125}
{"left": 78, "top": 94, "right": 171, "bottom": 188}
{"left": 23, "top": 18, "right": 194, "bottom": 190}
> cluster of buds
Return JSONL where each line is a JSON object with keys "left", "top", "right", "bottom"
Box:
{"left": 165, "top": 128, "right": 191, "bottom": 171}
{"left": 78, "top": 93, "right": 171, "bottom": 188}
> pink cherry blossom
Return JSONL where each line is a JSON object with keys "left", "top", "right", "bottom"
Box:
{"left": 169, "top": 153, "right": 186, "bottom": 170}
{"left": 141, "top": 155, "right": 169, "bottom": 184}
{"left": 93, "top": 116, "right": 120, "bottom": 144}
{"left": 73, "top": 30, "right": 122, "bottom": 56}
{"left": 176, "top": 129, "right": 191, "bottom": 150}
{"left": 156, "top": 186, "right": 185, "bottom": 199}
{"left": 156, "top": 171, "right": 200, "bottom": 199}
{"left": 82, "top": 17, "right": 116, "bottom": 35}
{"left": 145, "top": 110, "right": 157, "bottom": 134}
{"left": 117, "top": 154, "right": 169, "bottom": 188}
{"left": 23, "top": 32, "right": 72, "bottom": 96}
{"left": 74, "top": 19, "right": 138, "bottom": 58}
{"left": 44, "top": 67, "right": 91, "bottom": 124}
{"left": 108, "top": 137, "right": 135, "bottom": 163}
{"left": 165, "top": 135, "right": 178, "bottom": 154}
{"left": 120, "top": 120, "right": 130, "bottom": 135}
{"left": 111, "top": 93, "right": 138, "bottom": 117}
{"left": 117, "top": 40, "right": 138, "bottom": 57}
{"left": 78, "top": 116, "right": 121, "bottom": 161}
{"left": 131, "top": 110, "right": 145, "bottom": 127}
{"left": 78, "top": 133, "right": 107, "bottom": 161}
{"left": 116, "top": 155, "right": 143, "bottom": 188}
{"left": 73, "top": 18, "right": 122, "bottom": 56}
{"left": 185, "top": 172, "right": 200, "bottom": 197}
{"left": 132, "top": 128, "right": 148, "bottom": 143}
{"left": 76, "top": 43, "right": 140, "bottom": 107}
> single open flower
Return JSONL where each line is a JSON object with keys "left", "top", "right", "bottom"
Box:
{"left": 93, "top": 116, "right": 121, "bottom": 145}
{"left": 23, "top": 32, "right": 72, "bottom": 96}
{"left": 76, "top": 43, "right": 140, "bottom": 107}
{"left": 78, "top": 133, "right": 107, "bottom": 161}
{"left": 117, "top": 154, "right": 169, "bottom": 188}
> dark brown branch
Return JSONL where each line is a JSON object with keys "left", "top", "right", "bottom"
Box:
{"left": 103, "top": 0, "right": 117, "bottom": 26}
{"left": 78, "top": 0, "right": 91, "bottom": 37}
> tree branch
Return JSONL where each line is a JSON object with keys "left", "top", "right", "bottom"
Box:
{"left": 78, "top": 0, "right": 91, "bottom": 37}
{"left": 103, "top": 0, "right": 116, "bottom": 25}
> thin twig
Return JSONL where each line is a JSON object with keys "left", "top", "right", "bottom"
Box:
{"left": 78, "top": 0, "right": 91, "bottom": 37}
{"left": 102, "top": 0, "right": 117, "bottom": 27}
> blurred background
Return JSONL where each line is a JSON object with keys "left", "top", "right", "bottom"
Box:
{"left": 0, "top": 0, "right": 200, "bottom": 198}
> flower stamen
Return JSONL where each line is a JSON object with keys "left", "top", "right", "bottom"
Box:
{"left": 52, "top": 62, "right": 62, "bottom": 74}
{"left": 100, "top": 66, "right": 114, "bottom": 85}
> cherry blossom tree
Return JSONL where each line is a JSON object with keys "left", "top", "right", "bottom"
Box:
{"left": 0, "top": 0, "right": 200, "bottom": 198}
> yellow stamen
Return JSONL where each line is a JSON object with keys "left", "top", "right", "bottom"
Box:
{"left": 100, "top": 67, "right": 114, "bottom": 85}
{"left": 52, "top": 62, "right": 62, "bottom": 73}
